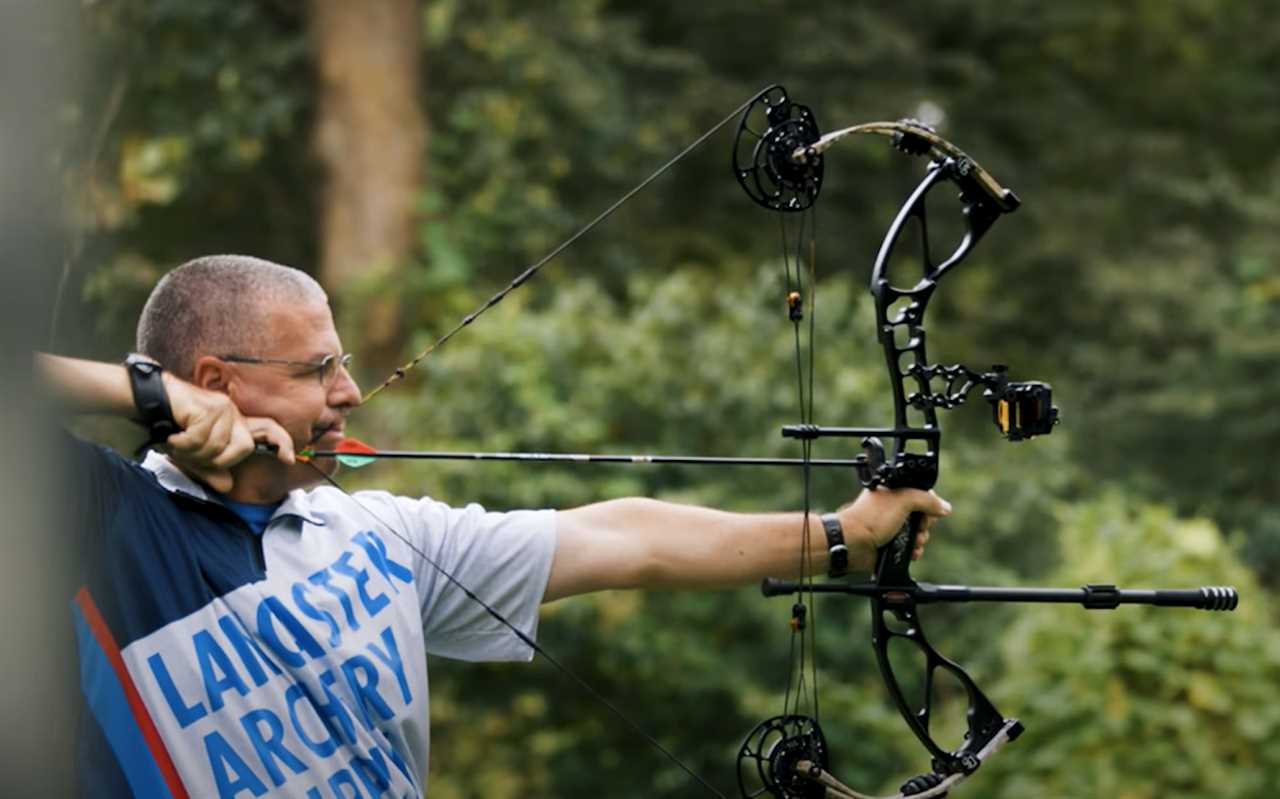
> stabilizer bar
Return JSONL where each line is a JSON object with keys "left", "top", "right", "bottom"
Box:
{"left": 761, "top": 579, "right": 1239, "bottom": 611}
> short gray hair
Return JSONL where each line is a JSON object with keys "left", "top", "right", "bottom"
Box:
{"left": 136, "top": 255, "right": 327, "bottom": 378}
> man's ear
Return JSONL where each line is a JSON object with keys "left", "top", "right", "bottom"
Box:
{"left": 190, "top": 355, "right": 234, "bottom": 393}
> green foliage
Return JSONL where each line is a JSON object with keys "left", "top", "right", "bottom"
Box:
{"left": 420, "top": 0, "right": 692, "bottom": 293}
{"left": 62, "top": 0, "right": 314, "bottom": 359}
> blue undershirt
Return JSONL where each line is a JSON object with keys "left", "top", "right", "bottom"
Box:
{"left": 219, "top": 496, "right": 281, "bottom": 536}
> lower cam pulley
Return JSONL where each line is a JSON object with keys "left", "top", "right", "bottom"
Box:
{"left": 737, "top": 715, "right": 829, "bottom": 799}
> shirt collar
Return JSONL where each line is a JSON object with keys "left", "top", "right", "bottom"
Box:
{"left": 141, "top": 451, "right": 326, "bottom": 527}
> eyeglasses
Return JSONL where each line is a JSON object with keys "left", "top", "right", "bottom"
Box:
{"left": 221, "top": 352, "right": 354, "bottom": 387}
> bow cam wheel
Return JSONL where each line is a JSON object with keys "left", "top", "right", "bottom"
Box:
{"left": 736, "top": 714, "right": 829, "bottom": 799}
{"left": 732, "top": 86, "right": 824, "bottom": 212}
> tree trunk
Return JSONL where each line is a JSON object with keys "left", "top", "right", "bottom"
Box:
{"left": 308, "top": 0, "right": 425, "bottom": 355}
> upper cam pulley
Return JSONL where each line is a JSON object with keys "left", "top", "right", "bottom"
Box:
{"left": 733, "top": 86, "right": 824, "bottom": 212}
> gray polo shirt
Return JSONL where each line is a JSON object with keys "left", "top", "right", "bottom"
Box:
{"left": 75, "top": 444, "right": 556, "bottom": 799}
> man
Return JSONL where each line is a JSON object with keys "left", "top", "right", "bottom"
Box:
{"left": 38, "top": 254, "right": 949, "bottom": 798}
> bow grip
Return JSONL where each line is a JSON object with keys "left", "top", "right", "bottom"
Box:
{"left": 854, "top": 436, "right": 935, "bottom": 581}
{"left": 874, "top": 511, "right": 924, "bottom": 584}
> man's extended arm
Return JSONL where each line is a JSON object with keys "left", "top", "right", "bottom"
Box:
{"left": 545, "top": 489, "right": 947, "bottom": 601}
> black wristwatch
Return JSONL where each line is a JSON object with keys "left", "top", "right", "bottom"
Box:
{"left": 821, "top": 513, "right": 849, "bottom": 578}
{"left": 124, "top": 353, "right": 180, "bottom": 445}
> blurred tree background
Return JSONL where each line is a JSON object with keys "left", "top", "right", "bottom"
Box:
{"left": 45, "top": 0, "right": 1279, "bottom": 796}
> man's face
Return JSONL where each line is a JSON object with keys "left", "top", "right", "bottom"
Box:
{"left": 226, "top": 299, "right": 361, "bottom": 481}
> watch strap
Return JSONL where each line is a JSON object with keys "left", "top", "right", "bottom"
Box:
{"left": 124, "top": 353, "right": 180, "bottom": 445}
{"left": 821, "top": 512, "right": 849, "bottom": 578}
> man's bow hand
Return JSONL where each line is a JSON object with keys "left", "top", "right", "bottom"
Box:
{"left": 838, "top": 487, "right": 952, "bottom": 568}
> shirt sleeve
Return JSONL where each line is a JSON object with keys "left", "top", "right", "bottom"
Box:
{"left": 356, "top": 491, "right": 558, "bottom": 662}
{"left": 60, "top": 430, "right": 141, "bottom": 541}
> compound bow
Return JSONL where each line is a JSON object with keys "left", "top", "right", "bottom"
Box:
{"left": 729, "top": 86, "right": 1238, "bottom": 799}
{"left": 302, "top": 84, "right": 1238, "bottom": 798}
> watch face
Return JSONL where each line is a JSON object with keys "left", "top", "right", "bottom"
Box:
{"left": 126, "top": 353, "right": 161, "bottom": 373}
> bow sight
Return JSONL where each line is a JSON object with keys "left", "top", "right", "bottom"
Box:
{"left": 987, "top": 370, "right": 1057, "bottom": 441}
{"left": 734, "top": 85, "right": 1238, "bottom": 799}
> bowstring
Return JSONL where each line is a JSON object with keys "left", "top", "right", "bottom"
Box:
{"left": 804, "top": 205, "right": 819, "bottom": 721}
{"left": 779, "top": 203, "right": 821, "bottom": 724}
{"left": 778, "top": 210, "right": 801, "bottom": 718}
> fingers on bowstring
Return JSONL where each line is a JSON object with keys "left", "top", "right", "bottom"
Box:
{"left": 213, "top": 411, "right": 234, "bottom": 451}
{"left": 211, "top": 422, "right": 258, "bottom": 469}
{"left": 166, "top": 431, "right": 220, "bottom": 464}
{"left": 172, "top": 411, "right": 244, "bottom": 468}
{"left": 198, "top": 411, "right": 235, "bottom": 461}
{"left": 166, "top": 402, "right": 232, "bottom": 460}
{"left": 247, "top": 418, "right": 296, "bottom": 465}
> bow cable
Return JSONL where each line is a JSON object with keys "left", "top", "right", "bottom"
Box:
{"left": 359, "top": 90, "right": 774, "bottom": 406}
{"left": 307, "top": 462, "right": 730, "bottom": 798}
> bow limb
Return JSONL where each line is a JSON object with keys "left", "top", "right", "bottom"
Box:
{"left": 791, "top": 121, "right": 1018, "bottom": 213}
{"left": 853, "top": 150, "right": 1024, "bottom": 781}
{"left": 793, "top": 718, "right": 1021, "bottom": 799}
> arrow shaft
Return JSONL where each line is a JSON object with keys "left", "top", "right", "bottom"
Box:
{"left": 306, "top": 449, "right": 864, "bottom": 468}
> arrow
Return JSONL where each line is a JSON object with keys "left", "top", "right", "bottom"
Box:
{"left": 255, "top": 437, "right": 867, "bottom": 470}
{"left": 302, "top": 438, "right": 866, "bottom": 469}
